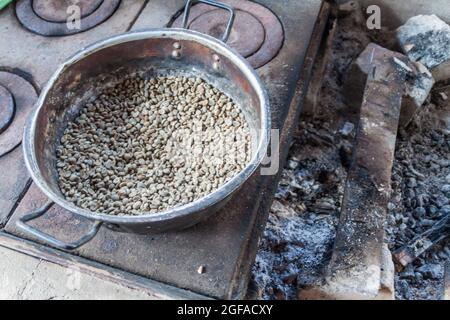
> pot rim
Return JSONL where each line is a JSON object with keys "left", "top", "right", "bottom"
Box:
{"left": 23, "top": 28, "right": 270, "bottom": 224}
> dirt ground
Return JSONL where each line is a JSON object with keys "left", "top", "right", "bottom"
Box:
{"left": 251, "top": 8, "right": 449, "bottom": 300}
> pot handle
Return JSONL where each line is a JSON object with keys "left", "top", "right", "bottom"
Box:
{"left": 16, "top": 201, "right": 103, "bottom": 251}
{"left": 181, "top": 0, "right": 235, "bottom": 43}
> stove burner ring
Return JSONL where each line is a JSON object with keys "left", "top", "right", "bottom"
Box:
{"left": 0, "top": 85, "right": 15, "bottom": 135}
{"left": 33, "top": 0, "right": 104, "bottom": 23}
{"left": 188, "top": 9, "right": 265, "bottom": 58}
{"left": 15, "top": 0, "right": 121, "bottom": 37}
{"left": 172, "top": 0, "right": 284, "bottom": 68}
{"left": 0, "top": 71, "right": 37, "bottom": 157}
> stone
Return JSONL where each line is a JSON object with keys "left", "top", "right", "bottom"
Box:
{"left": 287, "top": 160, "right": 299, "bottom": 170}
{"left": 420, "top": 219, "right": 435, "bottom": 227}
{"left": 441, "top": 185, "right": 450, "bottom": 194}
{"left": 417, "top": 264, "right": 442, "bottom": 280}
{"left": 344, "top": 43, "right": 434, "bottom": 128}
{"left": 413, "top": 206, "right": 426, "bottom": 219}
{"left": 339, "top": 122, "right": 355, "bottom": 136}
{"left": 397, "top": 279, "right": 412, "bottom": 300}
{"left": 406, "top": 177, "right": 417, "bottom": 188}
{"left": 387, "top": 202, "right": 396, "bottom": 211}
{"left": 400, "top": 264, "right": 415, "bottom": 280}
{"left": 397, "top": 15, "right": 450, "bottom": 81}
{"left": 435, "top": 195, "right": 449, "bottom": 208}
{"left": 400, "top": 61, "right": 435, "bottom": 126}
{"left": 441, "top": 205, "right": 450, "bottom": 214}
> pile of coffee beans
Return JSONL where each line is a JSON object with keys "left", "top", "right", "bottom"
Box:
{"left": 56, "top": 76, "right": 251, "bottom": 216}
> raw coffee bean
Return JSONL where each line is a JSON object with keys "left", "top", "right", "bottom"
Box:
{"left": 56, "top": 76, "right": 252, "bottom": 216}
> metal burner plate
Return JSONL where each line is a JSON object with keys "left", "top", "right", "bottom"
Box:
{"left": 190, "top": 9, "right": 265, "bottom": 58}
{"left": 0, "top": 71, "right": 37, "bottom": 157}
{"left": 16, "top": 0, "right": 121, "bottom": 36}
{"left": 33, "top": 0, "right": 104, "bottom": 23}
{"left": 172, "top": 0, "right": 284, "bottom": 68}
{"left": 0, "top": 85, "right": 15, "bottom": 135}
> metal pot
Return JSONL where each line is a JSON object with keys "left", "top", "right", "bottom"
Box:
{"left": 18, "top": 0, "right": 270, "bottom": 251}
